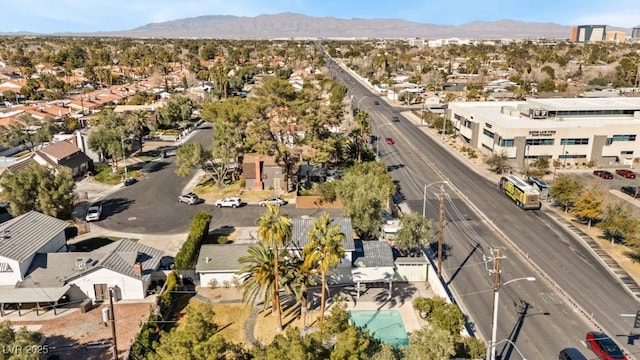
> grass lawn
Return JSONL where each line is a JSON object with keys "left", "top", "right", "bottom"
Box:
{"left": 196, "top": 178, "right": 295, "bottom": 203}
{"left": 93, "top": 165, "right": 143, "bottom": 185}
{"left": 71, "top": 236, "right": 138, "bottom": 251}
{"left": 252, "top": 304, "right": 320, "bottom": 346}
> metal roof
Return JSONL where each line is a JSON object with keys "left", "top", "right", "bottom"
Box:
{"left": 290, "top": 217, "right": 355, "bottom": 251}
{"left": 352, "top": 240, "right": 395, "bottom": 268}
{"left": 0, "top": 211, "right": 69, "bottom": 262}
{"left": 195, "top": 244, "right": 252, "bottom": 272}
{"left": 0, "top": 284, "right": 70, "bottom": 303}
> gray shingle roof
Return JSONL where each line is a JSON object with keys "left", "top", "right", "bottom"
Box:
{"left": 290, "top": 217, "right": 355, "bottom": 251}
{"left": 352, "top": 240, "right": 395, "bottom": 268}
{"left": 23, "top": 239, "right": 164, "bottom": 285}
{"left": 0, "top": 211, "right": 69, "bottom": 262}
{"left": 196, "top": 244, "right": 252, "bottom": 272}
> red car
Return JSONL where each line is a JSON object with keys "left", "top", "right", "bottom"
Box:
{"left": 593, "top": 170, "right": 613, "bottom": 179}
{"left": 385, "top": 137, "right": 395, "bottom": 145}
{"left": 585, "top": 332, "right": 627, "bottom": 360}
{"left": 615, "top": 169, "right": 636, "bottom": 179}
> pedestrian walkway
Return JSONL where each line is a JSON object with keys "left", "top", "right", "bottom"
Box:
{"left": 400, "top": 109, "right": 640, "bottom": 302}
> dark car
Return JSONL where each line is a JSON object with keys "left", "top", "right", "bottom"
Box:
{"left": 559, "top": 347, "right": 587, "bottom": 360}
{"left": 593, "top": 170, "right": 613, "bottom": 179}
{"left": 374, "top": 100, "right": 380, "bottom": 105}
{"left": 392, "top": 116, "right": 400, "bottom": 122}
{"left": 615, "top": 169, "right": 636, "bottom": 179}
{"left": 123, "top": 177, "right": 137, "bottom": 186}
{"left": 585, "top": 332, "right": 627, "bottom": 360}
{"left": 621, "top": 186, "right": 640, "bottom": 198}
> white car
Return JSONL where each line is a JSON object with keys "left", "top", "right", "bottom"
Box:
{"left": 85, "top": 205, "right": 102, "bottom": 222}
{"left": 178, "top": 193, "right": 202, "bottom": 205}
{"left": 258, "top": 197, "right": 287, "bottom": 207}
{"left": 215, "top": 197, "right": 241, "bottom": 208}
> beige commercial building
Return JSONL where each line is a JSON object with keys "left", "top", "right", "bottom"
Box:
{"left": 447, "top": 97, "right": 640, "bottom": 171}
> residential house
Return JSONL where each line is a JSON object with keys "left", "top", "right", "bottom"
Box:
{"left": 194, "top": 217, "right": 399, "bottom": 293}
{"left": 0, "top": 211, "right": 167, "bottom": 316}
{"left": 241, "top": 154, "right": 284, "bottom": 192}
{"left": 32, "top": 140, "right": 92, "bottom": 177}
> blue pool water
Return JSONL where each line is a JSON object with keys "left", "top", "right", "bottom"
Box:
{"left": 349, "top": 310, "right": 409, "bottom": 347}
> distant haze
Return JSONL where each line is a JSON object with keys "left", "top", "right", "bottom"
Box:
{"left": 4, "top": 13, "right": 630, "bottom": 39}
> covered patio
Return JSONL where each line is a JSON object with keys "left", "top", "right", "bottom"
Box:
{"left": 0, "top": 285, "right": 71, "bottom": 317}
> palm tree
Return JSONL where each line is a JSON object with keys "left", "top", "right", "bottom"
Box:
{"left": 256, "top": 204, "right": 292, "bottom": 331}
{"left": 237, "top": 242, "right": 277, "bottom": 311}
{"left": 125, "top": 110, "right": 150, "bottom": 152}
{"left": 305, "top": 213, "right": 345, "bottom": 334}
{"left": 280, "top": 245, "right": 318, "bottom": 329}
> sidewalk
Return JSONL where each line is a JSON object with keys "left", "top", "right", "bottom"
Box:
{"left": 400, "top": 108, "right": 640, "bottom": 300}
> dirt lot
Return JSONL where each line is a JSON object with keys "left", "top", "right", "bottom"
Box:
{"left": 10, "top": 302, "right": 153, "bottom": 360}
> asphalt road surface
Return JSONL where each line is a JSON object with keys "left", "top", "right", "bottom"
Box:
{"left": 335, "top": 62, "right": 640, "bottom": 358}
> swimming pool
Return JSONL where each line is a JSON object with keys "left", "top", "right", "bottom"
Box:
{"left": 349, "top": 310, "right": 409, "bottom": 347}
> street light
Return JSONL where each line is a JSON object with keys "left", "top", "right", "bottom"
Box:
{"left": 488, "top": 339, "right": 527, "bottom": 360}
{"left": 422, "top": 180, "right": 448, "bottom": 217}
{"left": 487, "top": 276, "right": 536, "bottom": 360}
{"left": 356, "top": 95, "right": 369, "bottom": 112}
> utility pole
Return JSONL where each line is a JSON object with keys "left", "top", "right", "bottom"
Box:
{"left": 437, "top": 186, "right": 445, "bottom": 279}
{"left": 109, "top": 287, "right": 118, "bottom": 360}
{"left": 488, "top": 248, "right": 502, "bottom": 360}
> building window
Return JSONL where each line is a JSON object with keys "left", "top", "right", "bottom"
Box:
{"left": 560, "top": 138, "right": 589, "bottom": 145}
{"left": 612, "top": 134, "right": 637, "bottom": 142}
{"left": 526, "top": 138, "right": 554, "bottom": 146}
{"left": 621, "top": 150, "right": 634, "bottom": 155}
{"left": 500, "top": 139, "right": 514, "bottom": 147}
{"left": 464, "top": 120, "right": 473, "bottom": 129}
{"left": 483, "top": 129, "right": 495, "bottom": 139}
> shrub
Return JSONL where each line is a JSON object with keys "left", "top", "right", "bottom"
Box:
{"left": 174, "top": 211, "right": 212, "bottom": 269}
{"left": 208, "top": 279, "right": 219, "bottom": 289}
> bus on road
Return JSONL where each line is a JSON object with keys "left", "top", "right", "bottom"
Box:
{"left": 498, "top": 175, "right": 542, "bottom": 210}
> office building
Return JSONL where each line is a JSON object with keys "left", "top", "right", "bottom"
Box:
{"left": 448, "top": 97, "right": 640, "bottom": 169}
{"left": 570, "top": 25, "right": 607, "bottom": 42}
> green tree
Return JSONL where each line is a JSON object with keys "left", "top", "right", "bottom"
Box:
{"left": 304, "top": 213, "right": 345, "bottom": 334}
{"left": 157, "top": 95, "right": 194, "bottom": 128}
{"left": 125, "top": 110, "right": 151, "bottom": 151}
{"left": 256, "top": 204, "right": 292, "bottom": 331}
{"left": 598, "top": 201, "right": 639, "bottom": 245}
{"left": 0, "top": 321, "right": 43, "bottom": 360}
{"left": 0, "top": 113, "right": 39, "bottom": 151}
{"left": 237, "top": 242, "right": 278, "bottom": 311}
{"left": 252, "top": 326, "right": 327, "bottom": 360}
{"left": 280, "top": 244, "right": 318, "bottom": 329}
{"left": 484, "top": 151, "right": 511, "bottom": 174}
{"left": 335, "top": 162, "right": 395, "bottom": 239}
{"left": 0, "top": 163, "right": 75, "bottom": 218}
{"left": 394, "top": 212, "right": 434, "bottom": 254}
{"left": 529, "top": 157, "right": 550, "bottom": 177}
{"left": 404, "top": 327, "right": 456, "bottom": 360}
{"left": 549, "top": 174, "right": 584, "bottom": 212}
{"left": 175, "top": 135, "right": 240, "bottom": 189}
{"left": 571, "top": 181, "right": 606, "bottom": 227}
{"left": 149, "top": 303, "right": 248, "bottom": 360}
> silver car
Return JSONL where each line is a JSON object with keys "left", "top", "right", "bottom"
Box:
{"left": 215, "top": 197, "right": 241, "bottom": 208}
{"left": 85, "top": 205, "right": 102, "bottom": 222}
{"left": 258, "top": 197, "right": 287, "bottom": 207}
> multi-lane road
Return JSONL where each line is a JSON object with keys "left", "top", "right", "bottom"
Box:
{"left": 333, "top": 61, "right": 640, "bottom": 358}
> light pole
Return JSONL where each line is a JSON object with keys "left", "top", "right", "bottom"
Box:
{"left": 423, "top": 181, "right": 449, "bottom": 278}
{"left": 356, "top": 95, "right": 369, "bottom": 112}
{"left": 488, "top": 339, "right": 527, "bottom": 360}
{"left": 487, "top": 272, "right": 536, "bottom": 360}
{"left": 422, "top": 181, "right": 448, "bottom": 217}
{"left": 121, "top": 136, "right": 128, "bottom": 181}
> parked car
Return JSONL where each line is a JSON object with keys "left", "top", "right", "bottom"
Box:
{"left": 178, "top": 193, "right": 203, "bottom": 205}
{"left": 585, "top": 332, "right": 627, "bottom": 360}
{"left": 593, "top": 170, "right": 613, "bottom": 179}
{"left": 85, "top": 205, "right": 102, "bottom": 222}
{"left": 559, "top": 347, "right": 587, "bottom": 360}
{"left": 259, "top": 197, "right": 287, "bottom": 207}
{"left": 621, "top": 186, "right": 640, "bottom": 198}
{"left": 385, "top": 137, "right": 395, "bottom": 145}
{"left": 615, "top": 169, "right": 636, "bottom": 179}
{"left": 392, "top": 116, "right": 400, "bottom": 122}
{"left": 374, "top": 100, "right": 380, "bottom": 105}
{"left": 123, "top": 177, "right": 137, "bottom": 186}
{"left": 215, "top": 197, "right": 241, "bottom": 208}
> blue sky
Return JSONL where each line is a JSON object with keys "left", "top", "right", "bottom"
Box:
{"left": 3, "top": 0, "right": 640, "bottom": 33}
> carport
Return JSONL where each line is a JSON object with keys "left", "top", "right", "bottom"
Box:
{"left": 0, "top": 285, "right": 70, "bottom": 316}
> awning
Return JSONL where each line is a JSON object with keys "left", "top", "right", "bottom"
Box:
{"left": 0, "top": 285, "right": 70, "bottom": 303}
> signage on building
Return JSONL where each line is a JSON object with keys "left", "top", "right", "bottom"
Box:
{"left": 528, "top": 130, "right": 556, "bottom": 137}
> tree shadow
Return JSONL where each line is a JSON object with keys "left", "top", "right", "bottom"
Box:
{"left": 44, "top": 333, "right": 115, "bottom": 360}
{"left": 100, "top": 197, "right": 134, "bottom": 218}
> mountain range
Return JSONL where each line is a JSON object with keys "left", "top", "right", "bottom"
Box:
{"left": 2, "top": 13, "right": 633, "bottom": 39}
